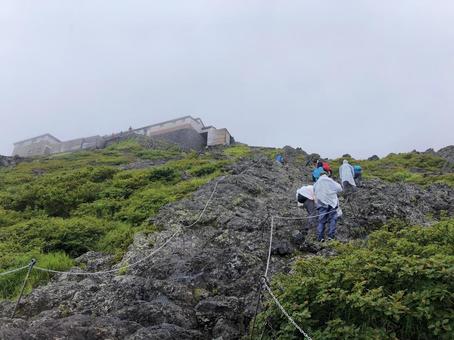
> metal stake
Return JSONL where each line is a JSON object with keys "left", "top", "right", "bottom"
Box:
{"left": 11, "top": 259, "right": 36, "bottom": 318}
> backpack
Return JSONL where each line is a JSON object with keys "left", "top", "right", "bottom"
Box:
{"left": 275, "top": 155, "right": 284, "bottom": 164}
{"left": 354, "top": 165, "right": 362, "bottom": 174}
{"left": 312, "top": 167, "right": 323, "bottom": 182}
{"left": 322, "top": 162, "right": 332, "bottom": 174}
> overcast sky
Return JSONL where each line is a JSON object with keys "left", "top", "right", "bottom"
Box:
{"left": 0, "top": 1, "right": 453, "bottom": 158}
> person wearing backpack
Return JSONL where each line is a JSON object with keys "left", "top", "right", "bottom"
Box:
{"left": 313, "top": 171, "right": 343, "bottom": 242}
{"left": 312, "top": 166, "right": 323, "bottom": 183}
{"left": 275, "top": 154, "right": 285, "bottom": 166}
{"left": 354, "top": 164, "right": 363, "bottom": 187}
{"left": 312, "top": 160, "right": 332, "bottom": 182}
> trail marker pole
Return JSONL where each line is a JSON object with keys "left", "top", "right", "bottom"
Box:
{"left": 11, "top": 259, "right": 36, "bottom": 318}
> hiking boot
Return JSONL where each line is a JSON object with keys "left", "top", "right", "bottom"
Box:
{"left": 327, "top": 237, "right": 335, "bottom": 241}
{"left": 318, "top": 238, "right": 325, "bottom": 243}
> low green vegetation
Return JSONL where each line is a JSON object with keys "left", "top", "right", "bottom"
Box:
{"left": 0, "top": 139, "right": 231, "bottom": 298}
{"left": 256, "top": 219, "right": 454, "bottom": 339}
{"left": 332, "top": 152, "right": 454, "bottom": 187}
{"left": 223, "top": 144, "right": 252, "bottom": 159}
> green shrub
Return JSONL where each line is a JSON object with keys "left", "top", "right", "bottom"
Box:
{"left": 73, "top": 199, "right": 124, "bottom": 219}
{"left": 0, "top": 252, "right": 73, "bottom": 299}
{"left": 332, "top": 152, "right": 453, "bottom": 187}
{"left": 188, "top": 162, "right": 221, "bottom": 177}
{"left": 0, "top": 217, "right": 121, "bottom": 258}
{"left": 0, "top": 140, "right": 231, "bottom": 299}
{"left": 0, "top": 208, "right": 24, "bottom": 228}
{"left": 224, "top": 145, "right": 252, "bottom": 159}
{"left": 256, "top": 220, "right": 454, "bottom": 339}
{"left": 115, "top": 186, "right": 176, "bottom": 225}
{"left": 148, "top": 167, "right": 180, "bottom": 182}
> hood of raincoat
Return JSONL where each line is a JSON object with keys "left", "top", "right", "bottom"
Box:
{"left": 339, "top": 161, "right": 356, "bottom": 186}
{"left": 296, "top": 185, "right": 315, "bottom": 200}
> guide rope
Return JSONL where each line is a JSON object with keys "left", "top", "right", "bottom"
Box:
{"left": 1, "top": 160, "right": 258, "bottom": 278}
{"left": 262, "top": 276, "right": 313, "bottom": 340}
{"left": 4, "top": 159, "right": 330, "bottom": 338}
{"left": 34, "top": 177, "right": 225, "bottom": 276}
{"left": 0, "top": 265, "right": 30, "bottom": 277}
{"left": 258, "top": 208, "right": 336, "bottom": 339}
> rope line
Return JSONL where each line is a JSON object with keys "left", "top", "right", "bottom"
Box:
{"left": 34, "top": 178, "right": 225, "bottom": 276}
{"left": 34, "top": 229, "right": 181, "bottom": 276}
{"left": 0, "top": 265, "right": 30, "bottom": 277}
{"left": 264, "top": 216, "right": 274, "bottom": 278}
{"left": 1, "top": 161, "right": 257, "bottom": 278}
{"left": 4, "top": 159, "right": 323, "bottom": 339}
{"left": 262, "top": 278, "right": 313, "bottom": 340}
{"left": 260, "top": 203, "right": 333, "bottom": 338}
{"left": 264, "top": 208, "right": 335, "bottom": 279}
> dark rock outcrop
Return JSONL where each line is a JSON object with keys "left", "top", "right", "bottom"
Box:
{"left": 0, "top": 155, "right": 21, "bottom": 167}
{"left": 437, "top": 145, "right": 454, "bottom": 164}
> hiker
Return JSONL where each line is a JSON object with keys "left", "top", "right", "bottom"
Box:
{"left": 339, "top": 160, "right": 356, "bottom": 195}
{"left": 312, "top": 159, "right": 332, "bottom": 182}
{"left": 312, "top": 160, "right": 324, "bottom": 182}
{"left": 354, "top": 164, "right": 363, "bottom": 187}
{"left": 275, "top": 154, "right": 285, "bottom": 165}
{"left": 296, "top": 185, "right": 316, "bottom": 218}
{"left": 313, "top": 171, "right": 343, "bottom": 242}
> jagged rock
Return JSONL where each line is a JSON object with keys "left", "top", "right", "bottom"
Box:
{"left": 342, "top": 154, "right": 352, "bottom": 158}
{"left": 125, "top": 323, "right": 203, "bottom": 340}
{"left": 282, "top": 145, "right": 308, "bottom": 164}
{"left": 0, "top": 155, "right": 21, "bottom": 167}
{"left": 305, "top": 153, "right": 321, "bottom": 166}
{"left": 212, "top": 318, "right": 241, "bottom": 339}
{"left": 437, "top": 145, "right": 454, "bottom": 164}
{"left": 368, "top": 155, "right": 380, "bottom": 161}
{"left": 75, "top": 251, "right": 115, "bottom": 272}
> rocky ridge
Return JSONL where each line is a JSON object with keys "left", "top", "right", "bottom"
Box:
{"left": 0, "top": 153, "right": 453, "bottom": 339}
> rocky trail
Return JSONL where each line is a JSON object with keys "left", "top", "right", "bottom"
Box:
{"left": 1, "top": 155, "right": 453, "bottom": 339}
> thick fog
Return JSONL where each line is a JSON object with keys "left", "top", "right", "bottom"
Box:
{"left": 1, "top": 1, "right": 453, "bottom": 158}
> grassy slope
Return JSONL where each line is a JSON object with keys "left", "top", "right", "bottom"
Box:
{"left": 331, "top": 152, "right": 454, "bottom": 187}
{"left": 1, "top": 143, "right": 452, "bottom": 336}
{"left": 0, "top": 141, "right": 253, "bottom": 298}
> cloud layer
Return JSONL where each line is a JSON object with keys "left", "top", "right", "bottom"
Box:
{"left": 1, "top": 1, "right": 453, "bottom": 158}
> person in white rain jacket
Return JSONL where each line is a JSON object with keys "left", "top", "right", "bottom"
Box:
{"left": 313, "top": 172, "right": 343, "bottom": 241}
{"left": 339, "top": 160, "right": 356, "bottom": 195}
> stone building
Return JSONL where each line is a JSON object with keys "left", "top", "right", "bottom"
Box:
{"left": 12, "top": 116, "right": 233, "bottom": 157}
{"left": 131, "top": 116, "right": 233, "bottom": 150}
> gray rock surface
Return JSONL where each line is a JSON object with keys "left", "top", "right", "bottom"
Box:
{"left": 368, "top": 155, "right": 380, "bottom": 161}
{"left": 1, "top": 156, "right": 453, "bottom": 339}
{"left": 0, "top": 155, "right": 21, "bottom": 167}
{"left": 437, "top": 145, "right": 454, "bottom": 164}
